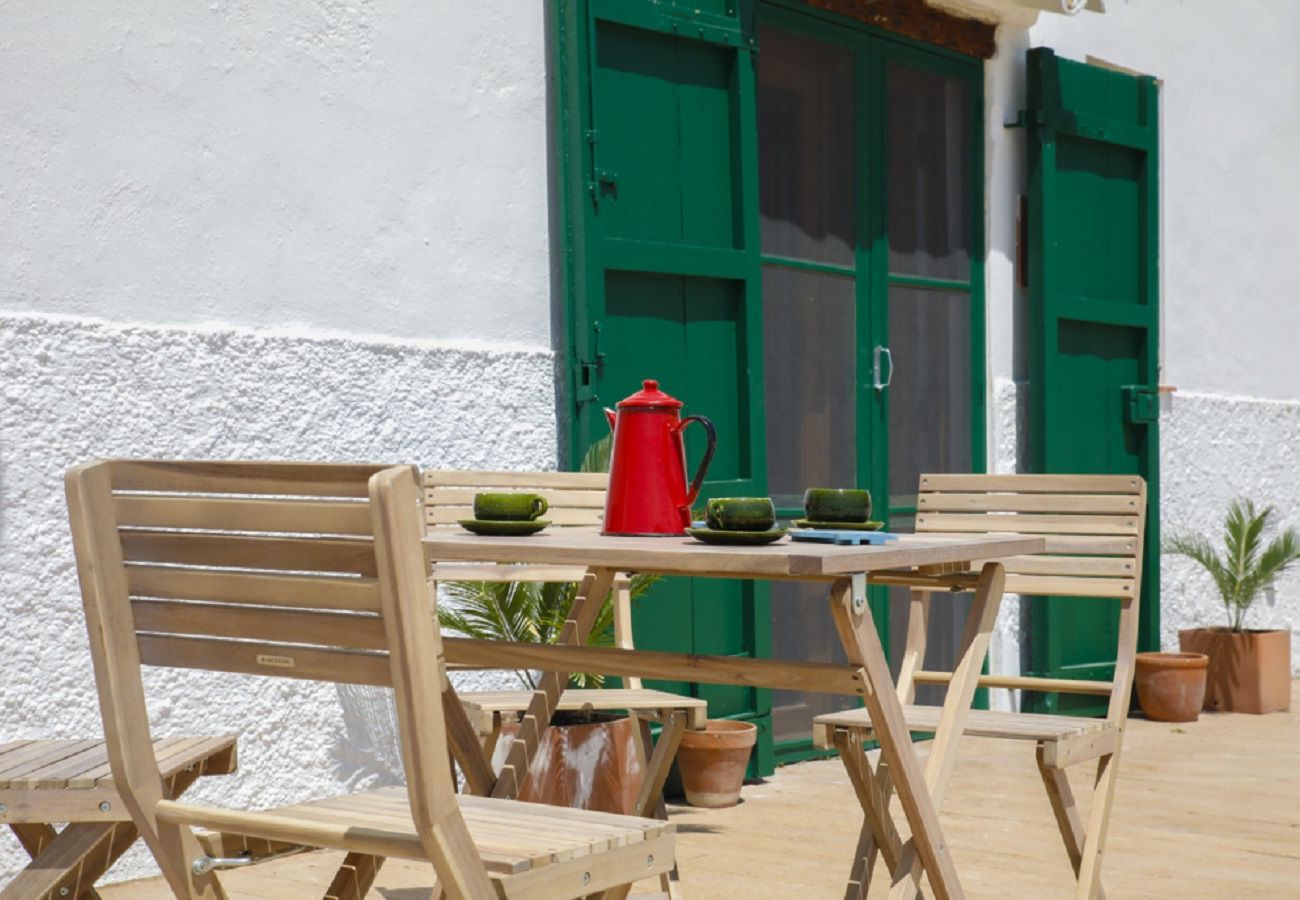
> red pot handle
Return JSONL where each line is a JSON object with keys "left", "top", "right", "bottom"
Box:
{"left": 677, "top": 415, "right": 717, "bottom": 510}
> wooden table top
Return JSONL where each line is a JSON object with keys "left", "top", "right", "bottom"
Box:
{"left": 422, "top": 529, "right": 1046, "bottom": 579}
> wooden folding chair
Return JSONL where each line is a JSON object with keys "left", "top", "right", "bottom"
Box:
{"left": 425, "top": 469, "right": 705, "bottom": 898}
{"left": 65, "top": 460, "right": 676, "bottom": 899}
{"left": 813, "top": 474, "right": 1146, "bottom": 900}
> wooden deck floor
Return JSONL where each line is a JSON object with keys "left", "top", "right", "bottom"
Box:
{"left": 102, "top": 682, "right": 1300, "bottom": 898}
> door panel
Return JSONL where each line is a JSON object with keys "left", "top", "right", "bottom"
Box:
{"left": 760, "top": 265, "right": 858, "bottom": 509}
{"left": 592, "top": 21, "right": 741, "bottom": 248}
{"left": 1025, "top": 47, "right": 1161, "bottom": 713}
{"left": 757, "top": 26, "right": 856, "bottom": 266}
{"left": 887, "top": 63, "right": 971, "bottom": 280}
{"left": 886, "top": 286, "right": 972, "bottom": 511}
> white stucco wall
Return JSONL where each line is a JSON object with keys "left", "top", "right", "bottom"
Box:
{"left": 1, "top": 1, "right": 553, "bottom": 345}
{"left": 0, "top": 1, "right": 557, "bottom": 884}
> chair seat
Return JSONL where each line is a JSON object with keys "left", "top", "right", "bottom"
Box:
{"left": 813, "top": 705, "right": 1115, "bottom": 758}
{"left": 461, "top": 688, "right": 708, "bottom": 729}
{"left": 156, "top": 785, "right": 675, "bottom": 879}
{"left": 0, "top": 736, "right": 236, "bottom": 796}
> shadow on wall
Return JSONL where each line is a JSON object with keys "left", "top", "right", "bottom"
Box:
{"left": 332, "top": 684, "right": 406, "bottom": 790}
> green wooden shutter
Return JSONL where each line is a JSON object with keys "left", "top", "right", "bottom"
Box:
{"left": 1024, "top": 48, "right": 1161, "bottom": 714}
{"left": 555, "top": 0, "right": 774, "bottom": 772}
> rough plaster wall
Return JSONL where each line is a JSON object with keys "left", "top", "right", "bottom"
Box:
{"left": 1160, "top": 390, "right": 1300, "bottom": 666}
{"left": 0, "top": 1, "right": 551, "bottom": 345}
{"left": 0, "top": 312, "right": 553, "bottom": 883}
{"left": 986, "top": 377, "right": 1029, "bottom": 710}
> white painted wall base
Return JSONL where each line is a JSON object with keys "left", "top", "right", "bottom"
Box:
{"left": 0, "top": 312, "right": 552, "bottom": 883}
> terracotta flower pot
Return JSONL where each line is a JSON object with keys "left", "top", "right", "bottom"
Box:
{"left": 1134, "top": 652, "right": 1208, "bottom": 722}
{"left": 1179, "top": 627, "right": 1292, "bottom": 714}
{"left": 496, "top": 713, "right": 645, "bottom": 815}
{"left": 676, "top": 719, "right": 757, "bottom": 808}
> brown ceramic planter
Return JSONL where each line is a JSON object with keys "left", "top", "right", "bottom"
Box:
{"left": 1134, "top": 652, "right": 1208, "bottom": 722}
{"left": 677, "top": 719, "right": 757, "bottom": 808}
{"left": 1179, "top": 627, "right": 1292, "bottom": 714}
{"left": 497, "top": 713, "right": 645, "bottom": 815}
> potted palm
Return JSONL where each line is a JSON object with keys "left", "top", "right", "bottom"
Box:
{"left": 1165, "top": 499, "right": 1298, "bottom": 714}
{"left": 438, "top": 436, "right": 663, "bottom": 813}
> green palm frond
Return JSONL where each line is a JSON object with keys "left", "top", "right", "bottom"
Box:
{"left": 1166, "top": 498, "right": 1300, "bottom": 632}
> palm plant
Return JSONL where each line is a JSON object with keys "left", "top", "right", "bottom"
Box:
{"left": 1165, "top": 498, "right": 1300, "bottom": 632}
{"left": 437, "top": 434, "right": 659, "bottom": 689}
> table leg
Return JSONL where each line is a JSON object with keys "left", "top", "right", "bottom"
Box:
{"left": 883, "top": 562, "right": 1006, "bottom": 899}
{"left": 827, "top": 575, "right": 965, "bottom": 900}
{"left": 490, "top": 567, "right": 616, "bottom": 800}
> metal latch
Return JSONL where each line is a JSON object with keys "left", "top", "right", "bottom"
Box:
{"left": 1122, "top": 385, "right": 1159, "bottom": 424}
{"left": 192, "top": 853, "right": 255, "bottom": 875}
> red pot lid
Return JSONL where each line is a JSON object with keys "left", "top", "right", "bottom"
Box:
{"left": 616, "top": 379, "right": 683, "bottom": 410}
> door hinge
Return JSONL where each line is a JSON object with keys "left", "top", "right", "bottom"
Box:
{"left": 1121, "top": 385, "right": 1159, "bottom": 424}
{"left": 575, "top": 321, "right": 606, "bottom": 406}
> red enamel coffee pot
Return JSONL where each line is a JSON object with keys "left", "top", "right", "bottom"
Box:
{"left": 603, "top": 379, "right": 717, "bottom": 536}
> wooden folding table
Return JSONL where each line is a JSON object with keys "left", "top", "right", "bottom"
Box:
{"left": 424, "top": 529, "right": 1044, "bottom": 899}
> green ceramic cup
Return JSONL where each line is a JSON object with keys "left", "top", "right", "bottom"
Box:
{"left": 473, "top": 492, "right": 549, "bottom": 521}
{"left": 803, "top": 488, "right": 872, "bottom": 524}
{"left": 706, "top": 497, "right": 776, "bottom": 532}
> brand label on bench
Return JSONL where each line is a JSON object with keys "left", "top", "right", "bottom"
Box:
{"left": 256, "top": 654, "right": 295, "bottom": 669}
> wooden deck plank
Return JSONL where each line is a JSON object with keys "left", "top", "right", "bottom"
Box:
{"left": 99, "top": 681, "right": 1300, "bottom": 898}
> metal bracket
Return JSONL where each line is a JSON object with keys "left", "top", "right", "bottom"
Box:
{"left": 1122, "top": 384, "right": 1159, "bottom": 424}
{"left": 851, "top": 573, "right": 867, "bottom": 615}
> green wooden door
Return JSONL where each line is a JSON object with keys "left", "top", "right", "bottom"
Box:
{"left": 557, "top": 0, "right": 774, "bottom": 771}
{"left": 1025, "top": 48, "right": 1161, "bottom": 714}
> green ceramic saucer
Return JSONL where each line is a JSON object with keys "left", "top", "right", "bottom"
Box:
{"left": 792, "top": 519, "right": 884, "bottom": 531}
{"left": 459, "top": 519, "right": 551, "bottom": 536}
{"left": 686, "top": 526, "right": 787, "bottom": 546}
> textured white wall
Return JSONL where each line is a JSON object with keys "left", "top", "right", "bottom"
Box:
{"left": 0, "top": 2, "right": 552, "bottom": 345}
{"left": 0, "top": 313, "right": 554, "bottom": 883}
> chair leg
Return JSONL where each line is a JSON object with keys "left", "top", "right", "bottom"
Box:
{"left": 1036, "top": 745, "right": 1109, "bottom": 900}
{"left": 832, "top": 728, "right": 902, "bottom": 898}
{"left": 323, "top": 851, "right": 384, "bottom": 900}
{"left": 1074, "top": 750, "right": 1122, "bottom": 900}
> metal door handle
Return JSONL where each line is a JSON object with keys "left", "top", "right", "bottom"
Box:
{"left": 873, "top": 346, "right": 894, "bottom": 390}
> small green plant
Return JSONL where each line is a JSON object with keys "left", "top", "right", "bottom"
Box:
{"left": 1164, "top": 498, "right": 1300, "bottom": 632}
{"left": 437, "top": 434, "right": 659, "bottom": 689}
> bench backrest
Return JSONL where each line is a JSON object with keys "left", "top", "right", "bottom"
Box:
{"left": 912, "top": 473, "right": 1147, "bottom": 721}
{"left": 66, "top": 460, "right": 485, "bottom": 889}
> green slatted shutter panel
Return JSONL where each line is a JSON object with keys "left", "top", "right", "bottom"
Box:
{"left": 558, "top": 0, "right": 774, "bottom": 772}
{"left": 1025, "top": 48, "right": 1161, "bottom": 715}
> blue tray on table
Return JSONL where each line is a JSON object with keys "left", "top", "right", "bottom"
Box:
{"left": 789, "top": 529, "right": 900, "bottom": 546}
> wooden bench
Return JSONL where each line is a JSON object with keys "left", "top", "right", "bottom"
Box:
{"left": 0, "top": 737, "right": 235, "bottom": 900}
{"left": 65, "top": 460, "right": 677, "bottom": 900}
{"left": 813, "top": 473, "right": 1146, "bottom": 899}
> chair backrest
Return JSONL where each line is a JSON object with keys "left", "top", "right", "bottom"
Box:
{"left": 423, "top": 469, "right": 642, "bottom": 687}
{"left": 65, "top": 460, "right": 482, "bottom": 887}
{"left": 423, "top": 469, "right": 609, "bottom": 530}
{"left": 912, "top": 473, "right": 1147, "bottom": 721}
